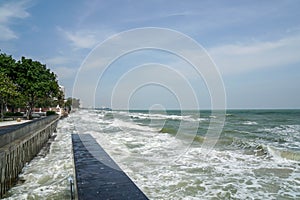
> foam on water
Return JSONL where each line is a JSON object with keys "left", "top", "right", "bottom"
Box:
{"left": 125, "top": 111, "right": 206, "bottom": 122}
{"left": 110, "top": 118, "right": 155, "bottom": 132}
{"left": 259, "top": 125, "right": 300, "bottom": 150}
{"left": 242, "top": 121, "right": 258, "bottom": 125}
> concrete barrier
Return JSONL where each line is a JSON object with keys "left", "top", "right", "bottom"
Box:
{"left": 0, "top": 115, "right": 59, "bottom": 198}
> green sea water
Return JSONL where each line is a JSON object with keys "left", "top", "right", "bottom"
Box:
{"left": 130, "top": 109, "right": 300, "bottom": 156}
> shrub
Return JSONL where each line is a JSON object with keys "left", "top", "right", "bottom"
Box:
{"left": 46, "top": 111, "right": 56, "bottom": 116}
{"left": 4, "top": 112, "right": 23, "bottom": 117}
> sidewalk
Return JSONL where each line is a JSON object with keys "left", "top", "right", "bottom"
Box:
{"left": 0, "top": 119, "right": 31, "bottom": 127}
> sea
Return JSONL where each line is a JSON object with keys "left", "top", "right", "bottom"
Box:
{"left": 4, "top": 109, "right": 300, "bottom": 199}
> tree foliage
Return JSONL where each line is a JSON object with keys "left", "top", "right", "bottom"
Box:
{"left": 16, "top": 57, "right": 61, "bottom": 118}
{"left": 0, "top": 72, "right": 19, "bottom": 120}
{"left": 0, "top": 51, "right": 62, "bottom": 119}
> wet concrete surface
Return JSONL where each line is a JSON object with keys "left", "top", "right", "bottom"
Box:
{"left": 72, "top": 134, "right": 148, "bottom": 200}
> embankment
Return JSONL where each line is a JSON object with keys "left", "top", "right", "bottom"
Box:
{"left": 0, "top": 115, "right": 59, "bottom": 198}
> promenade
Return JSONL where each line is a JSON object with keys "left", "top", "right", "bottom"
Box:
{"left": 0, "top": 120, "right": 30, "bottom": 128}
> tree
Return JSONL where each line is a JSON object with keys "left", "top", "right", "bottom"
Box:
{"left": 16, "top": 57, "right": 61, "bottom": 119}
{"left": 0, "top": 53, "right": 19, "bottom": 120}
{"left": 0, "top": 72, "right": 19, "bottom": 120}
{"left": 0, "top": 52, "right": 17, "bottom": 80}
{"left": 0, "top": 52, "right": 62, "bottom": 119}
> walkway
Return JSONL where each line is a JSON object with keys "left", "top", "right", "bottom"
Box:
{"left": 0, "top": 120, "right": 30, "bottom": 128}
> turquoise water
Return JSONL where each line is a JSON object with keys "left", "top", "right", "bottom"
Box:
{"left": 4, "top": 109, "right": 300, "bottom": 199}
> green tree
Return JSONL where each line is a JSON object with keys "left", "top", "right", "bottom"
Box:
{"left": 0, "top": 52, "right": 62, "bottom": 119}
{"left": 17, "top": 57, "right": 61, "bottom": 119}
{"left": 0, "top": 72, "right": 19, "bottom": 120}
{"left": 0, "top": 52, "right": 19, "bottom": 119}
{"left": 0, "top": 52, "right": 17, "bottom": 80}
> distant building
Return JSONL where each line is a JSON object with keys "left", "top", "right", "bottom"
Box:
{"left": 59, "top": 85, "right": 65, "bottom": 99}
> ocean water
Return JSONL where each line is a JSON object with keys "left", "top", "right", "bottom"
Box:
{"left": 4, "top": 109, "right": 300, "bottom": 199}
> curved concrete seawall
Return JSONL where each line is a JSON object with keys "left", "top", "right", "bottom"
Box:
{"left": 0, "top": 115, "right": 60, "bottom": 198}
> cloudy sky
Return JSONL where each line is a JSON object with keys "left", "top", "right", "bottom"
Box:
{"left": 1, "top": 0, "right": 299, "bottom": 109}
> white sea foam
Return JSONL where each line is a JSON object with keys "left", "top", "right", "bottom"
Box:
{"left": 110, "top": 118, "right": 155, "bottom": 132}
{"left": 126, "top": 111, "right": 205, "bottom": 122}
{"left": 259, "top": 125, "right": 300, "bottom": 150}
{"left": 242, "top": 121, "right": 258, "bottom": 125}
{"left": 260, "top": 125, "right": 300, "bottom": 136}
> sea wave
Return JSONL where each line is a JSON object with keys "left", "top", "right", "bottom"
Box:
{"left": 110, "top": 118, "right": 155, "bottom": 132}
{"left": 242, "top": 121, "right": 258, "bottom": 125}
{"left": 123, "top": 111, "right": 208, "bottom": 122}
{"left": 259, "top": 125, "right": 300, "bottom": 136}
{"left": 267, "top": 146, "right": 300, "bottom": 161}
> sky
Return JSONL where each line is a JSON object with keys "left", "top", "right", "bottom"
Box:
{"left": 0, "top": 0, "right": 300, "bottom": 109}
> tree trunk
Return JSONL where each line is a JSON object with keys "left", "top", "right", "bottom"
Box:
{"left": 26, "top": 101, "right": 34, "bottom": 120}
{"left": 0, "top": 101, "right": 4, "bottom": 121}
{"left": 0, "top": 96, "right": 6, "bottom": 121}
{"left": 26, "top": 107, "right": 31, "bottom": 120}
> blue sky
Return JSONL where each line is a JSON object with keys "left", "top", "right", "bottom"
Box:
{"left": 0, "top": 0, "right": 300, "bottom": 109}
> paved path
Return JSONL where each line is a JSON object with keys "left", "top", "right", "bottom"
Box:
{"left": 72, "top": 134, "right": 148, "bottom": 200}
{"left": 0, "top": 120, "right": 30, "bottom": 127}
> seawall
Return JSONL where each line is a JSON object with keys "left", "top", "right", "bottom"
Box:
{"left": 0, "top": 115, "right": 60, "bottom": 198}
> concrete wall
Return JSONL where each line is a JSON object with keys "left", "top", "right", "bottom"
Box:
{"left": 0, "top": 115, "right": 59, "bottom": 198}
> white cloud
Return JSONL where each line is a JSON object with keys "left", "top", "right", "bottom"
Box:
{"left": 58, "top": 27, "right": 115, "bottom": 49}
{"left": 209, "top": 34, "right": 300, "bottom": 75}
{"left": 41, "top": 56, "right": 79, "bottom": 80}
{"left": 0, "top": 25, "right": 18, "bottom": 40}
{"left": 0, "top": 0, "right": 30, "bottom": 41}
{"left": 63, "top": 30, "right": 98, "bottom": 49}
{"left": 52, "top": 66, "right": 77, "bottom": 80}
{"left": 44, "top": 56, "right": 71, "bottom": 65}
